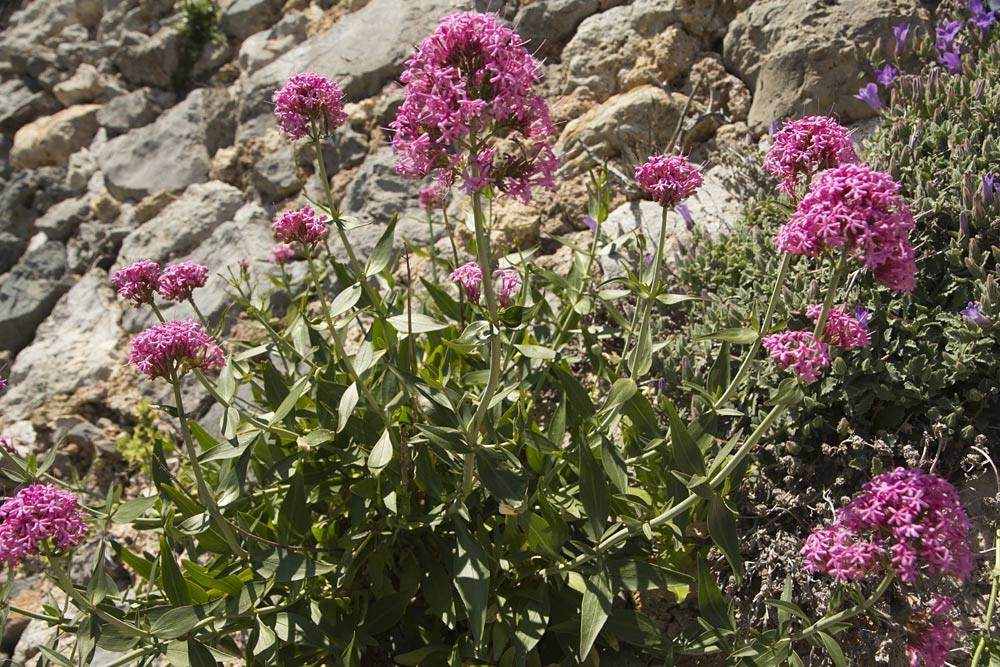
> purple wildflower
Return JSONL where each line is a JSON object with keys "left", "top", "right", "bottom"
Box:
{"left": 391, "top": 13, "right": 558, "bottom": 204}
{"left": 678, "top": 203, "right": 695, "bottom": 230}
{"left": 158, "top": 261, "right": 208, "bottom": 302}
{"left": 273, "top": 72, "right": 347, "bottom": 140}
{"left": 768, "top": 120, "right": 780, "bottom": 137}
{"left": 761, "top": 330, "right": 831, "bottom": 383}
{"left": 449, "top": 262, "right": 483, "bottom": 302}
{"left": 983, "top": 173, "right": 998, "bottom": 201}
{"left": 494, "top": 268, "right": 522, "bottom": 307}
{"left": 270, "top": 245, "right": 295, "bottom": 265}
{"left": 876, "top": 64, "right": 898, "bottom": 87}
{"left": 583, "top": 215, "right": 597, "bottom": 232}
{"left": 961, "top": 301, "right": 991, "bottom": 327}
{"left": 969, "top": 0, "right": 997, "bottom": 29}
{"left": 112, "top": 260, "right": 160, "bottom": 308}
{"left": 854, "top": 306, "right": 871, "bottom": 328}
{"left": 635, "top": 154, "right": 704, "bottom": 207}
{"left": 129, "top": 320, "right": 225, "bottom": 381}
{"left": 0, "top": 484, "right": 89, "bottom": 566}
{"left": 854, "top": 83, "right": 883, "bottom": 112}
{"left": 894, "top": 24, "right": 911, "bottom": 52}
{"left": 272, "top": 207, "right": 329, "bottom": 247}
{"left": 763, "top": 115, "right": 858, "bottom": 198}
{"left": 935, "top": 20, "right": 964, "bottom": 52}
{"left": 939, "top": 49, "right": 963, "bottom": 74}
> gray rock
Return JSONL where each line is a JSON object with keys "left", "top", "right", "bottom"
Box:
{"left": 96, "top": 88, "right": 174, "bottom": 137}
{"left": 723, "top": 0, "right": 924, "bottom": 131}
{"left": 116, "top": 180, "right": 244, "bottom": 265}
{"left": 0, "top": 269, "right": 123, "bottom": 420}
{"left": 237, "top": 12, "right": 309, "bottom": 75}
{"left": 0, "top": 232, "right": 27, "bottom": 275}
{"left": 112, "top": 28, "right": 182, "bottom": 89}
{"left": 95, "top": 88, "right": 235, "bottom": 200}
{"left": 0, "top": 167, "right": 74, "bottom": 240}
{"left": 33, "top": 195, "right": 91, "bottom": 241}
{"left": 220, "top": 0, "right": 283, "bottom": 41}
{"left": 52, "top": 63, "right": 126, "bottom": 106}
{"left": 514, "top": 0, "right": 629, "bottom": 58}
{"left": 239, "top": 0, "right": 473, "bottom": 122}
{"left": 66, "top": 220, "right": 132, "bottom": 274}
{"left": 251, "top": 144, "right": 302, "bottom": 201}
{"left": 321, "top": 125, "right": 368, "bottom": 173}
{"left": 0, "top": 240, "right": 73, "bottom": 354}
{"left": 66, "top": 148, "right": 99, "bottom": 192}
{"left": 0, "top": 77, "right": 61, "bottom": 136}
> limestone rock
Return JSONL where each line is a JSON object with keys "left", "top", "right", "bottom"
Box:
{"left": 0, "top": 167, "right": 74, "bottom": 240}
{"left": 65, "top": 148, "right": 99, "bottom": 192}
{"left": 0, "top": 232, "right": 26, "bottom": 275}
{"left": 95, "top": 88, "right": 235, "bottom": 200}
{"left": 96, "top": 88, "right": 174, "bottom": 137}
{"left": 11, "top": 105, "right": 101, "bottom": 169}
{"left": 220, "top": 0, "right": 284, "bottom": 41}
{"left": 251, "top": 144, "right": 302, "bottom": 201}
{"left": 237, "top": 13, "right": 309, "bottom": 75}
{"left": 0, "top": 76, "right": 60, "bottom": 135}
{"left": 556, "top": 86, "right": 717, "bottom": 175}
{"left": 116, "top": 181, "right": 244, "bottom": 265}
{"left": 52, "top": 63, "right": 125, "bottom": 106}
{"left": 688, "top": 53, "right": 752, "bottom": 122}
{"left": 112, "top": 28, "right": 181, "bottom": 89}
{"left": 34, "top": 195, "right": 91, "bottom": 241}
{"left": 514, "top": 0, "right": 629, "bottom": 58}
{"left": 240, "top": 0, "right": 472, "bottom": 122}
{"left": 0, "top": 269, "right": 123, "bottom": 424}
{"left": 0, "top": 240, "right": 73, "bottom": 354}
{"left": 723, "top": 0, "right": 925, "bottom": 131}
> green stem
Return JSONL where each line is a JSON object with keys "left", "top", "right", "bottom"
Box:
{"left": 101, "top": 647, "right": 161, "bottom": 667}
{"left": 788, "top": 570, "right": 895, "bottom": 643}
{"left": 46, "top": 556, "right": 147, "bottom": 637}
{"left": 169, "top": 370, "right": 247, "bottom": 559}
{"left": 7, "top": 604, "right": 65, "bottom": 623}
{"left": 629, "top": 204, "right": 670, "bottom": 380}
{"left": 192, "top": 369, "right": 299, "bottom": 439}
{"left": 426, "top": 211, "right": 440, "bottom": 283}
{"left": 812, "top": 253, "right": 850, "bottom": 340}
{"left": 462, "top": 189, "right": 503, "bottom": 497}
{"left": 712, "top": 252, "right": 793, "bottom": 408}
{"left": 971, "top": 528, "right": 1000, "bottom": 667}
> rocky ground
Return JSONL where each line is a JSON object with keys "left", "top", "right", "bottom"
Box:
{"left": 0, "top": 0, "right": 931, "bottom": 662}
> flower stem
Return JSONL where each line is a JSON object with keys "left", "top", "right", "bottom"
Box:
{"left": 971, "top": 528, "right": 1000, "bottom": 667}
{"left": 812, "top": 252, "right": 850, "bottom": 340}
{"left": 463, "top": 189, "right": 503, "bottom": 497}
{"left": 169, "top": 370, "right": 247, "bottom": 559}
{"left": 787, "top": 570, "right": 895, "bottom": 643}
{"left": 629, "top": 205, "right": 670, "bottom": 380}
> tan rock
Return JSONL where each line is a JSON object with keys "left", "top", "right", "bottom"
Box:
{"left": 10, "top": 104, "right": 101, "bottom": 169}
{"left": 134, "top": 191, "right": 178, "bottom": 225}
{"left": 619, "top": 26, "right": 701, "bottom": 92}
{"left": 52, "top": 63, "right": 123, "bottom": 106}
{"left": 209, "top": 145, "right": 241, "bottom": 185}
{"left": 688, "top": 53, "right": 753, "bottom": 122}
{"left": 90, "top": 190, "right": 121, "bottom": 224}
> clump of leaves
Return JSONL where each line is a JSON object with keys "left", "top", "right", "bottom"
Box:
{"left": 173, "top": 0, "right": 224, "bottom": 89}
{"left": 115, "top": 401, "right": 175, "bottom": 473}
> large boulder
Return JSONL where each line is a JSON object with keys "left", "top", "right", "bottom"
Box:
{"left": 237, "top": 13, "right": 309, "bottom": 76}
{"left": 723, "top": 0, "right": 925, "bottom": 131}
{"left": 96, "top": 88, "right": 175, "bottom": 138}
{"left": 220, "top": 0, "right": 284, "bottom": 41}
{"left": 10, "top": 105, "right": 102, "bottom": 169}
{"left": 239, "top": 0, "right": 472, "bottom": 122}
{"left": 0, "top": 269, "right": 123, "bottom": 421}
{"left": 52, "top": 63, "right": 125, "bottom": 106}
{"left": 95, "top": 88, "right": 235, "bottom": 200}
{"left": 0, "top": 77, "right": 60, "bottom": 136}
{"left": 0, "top": 240, "right": 73, "bottom": 354}
{"left": 514, "top": 0, "right": 629, "bottom": 58}
{"left": 112, "top": 28, "right": 182, "bottom": 89}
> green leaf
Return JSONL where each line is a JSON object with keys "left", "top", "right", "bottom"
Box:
{"left": 579, "top": 565, "right": 612, "bottom": 660}
{"left": 268, "top": 375, "right": 310, "bottom": 426}
{"left": 475, "top": 448, "right": 528, "bottom": 506}
{"left": 367, "top": 429, "right": 393, "bottom": 475}
{"left": 329, "top": 284, "right": 362, "bottom": 318}
{"left": 278, "top": 473, "right": 310, "bottom": 542}
{"left": 366, "top": 213, "right": 398, "bottom": 276}
{"left": 251, "top": 548, "right": 336, "bottom": 583}
{"left": 524, "top": 512, "right": 563, "bottom": 559}
{"left": 696, "top": 556, "right": 732, "bottom": 632}
{"left": 603, "top": 609, "right": 667, "bottom": 652}
{"left": 766, "top": 377, "right": 805, "bottom": 407}
{"left": 394, "top": 645, "right": 451, "bottom": 666}
{"left": 387, "top": 313, "right": 449, "bottom": 334}
{"left": 815, "top": 631, "right": 847, "bottom": 667}
{"left": 630, "top": 325, "right": 652, "bottom": 378}
{"left": 606, "top": 559, "right": 692, "bottom": 591}
{"left": 187, "top": 638, "right": 219, "bottom": 667}
{"left": 664, "top": 400, "right": 706, "bottom": 476}
{"left": 554, "top": 364, "right": 594, "bottom": 423}
{"left": 697, "top": 327, "right": 758, "bottom": 344}
{"left": 453, "top": 521, "right": 490, "bottom": 647}
{"left": 514, "top": 344, "right": 558, "bottom": 360}
{"left": 337, "top": 383, "right": 359, "bottom": 433}
{"left": 159, "top": 536, "right": 193, "bottom": 606}
{"left": 578, "top": 438, "right": 611, "bottom": 542}
{"left": 111, "top": 495, "right": 158, "bottom": 523}
{"left": 764, "top": 599, "right": 811, "bottom": 623}
{"left": 216, "top": 360, "right": 236, "bottom": 403}
{"left": 707, "top": 495, "right": 744, "bottom": 585}
{"left": 512, "top": 592, "right": 549, "bottom": 655}
{"left": 602, "top": 378, "right": 637, "bottom": 415}
{"left": 364, "top": 592, "right": 411, "bottom": 635}
{"left": 656, "top": 293, "right": 704, "bottom": 305}
{"left": 707, "top": 341, "right": 731, "bottom": 398}
{"left": 36, "top": 646, "right": 74, "bottom": 667}
{"left": 149, "top": 606, "right": 204, "bottom": 640}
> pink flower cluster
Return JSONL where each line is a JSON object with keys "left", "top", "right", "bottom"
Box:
{"left": 418, "top": 187, "right": 442, "bottom": 211}
{"left": 450, "top": 262, "right": 483, "bottom": 302}
{"left": 129, "top": 320, "right": 225, "bottom": 380}
{"left": 634, "top": 154, "right": 704, "bottom": 207}
{"left": 0, "top": 484, "right": 89, "bottom": 566}
{"left": 273, "top": 72, "right": 347, "bottom": 140}
{"left": 761, "top": 330, "right": 830, "bottom": 383}
{"left": 801, "top": 467, "right": 973, "bottom": 584}
{"left": 158, "top": 261, "right": 209, "bottom": 302}
{"left": 774, "top": 163, "right": 917, "bottom": 293}
{"left": 495, "top": 268, "right": 521, "bottom": 307}
{"left": 390, "top": 12, "right": 558, "bottom": 203}
{"left": 272, "top": 207, "right": 328, "bottom": 247}
{"left": 764, "top": 116, "right": 859, "bottom": 198}
{"left": 905, "top": 596, "right": 959, "bottom": 667}
{"left": 807, "top": 304, "right": 871, "bottom": 349}
{"left": 112, "top": 260, "right": 210, "bottom": 306}
{"left": 271, "top": 245, "right": 296, "bottom": 265}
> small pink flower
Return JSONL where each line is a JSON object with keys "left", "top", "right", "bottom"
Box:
{"left": 129, "top": 320, "right": 225, "bottom": 381}
{"left": 418, "top": 187, "right": 441, "bottom": 211}
{"left": 0, "top": 435, "right": 14, "bottom": 454}
{"left": 0, "top": 484, "right": 89, "bottom": 566}
{"left": 112, "top": 260, "right": 160, "bottom": 307}
{"left": 0, "top": 375, "right": 6, "bottom": 392}
{"left": 271, "top": 245, "right": 296, "bottom": 265}
{"left": 634, "top": 154, "right": 704, "bottom": 207}
{"left": 806, "top": 305, "right": 871, "bottom": 349}
{"left": 449, "top": 262, "right": 483, "bottom": 302}
{"left": 761, "top": 330, "right": 830, "bottom": 383}
{"left": 272, "top": 207, "right": 329, "bottom": 247}
{"left": 157, "top": 261, "right": 209, "bottom": 302}
{"left": 495, "top": 268, "right": 522, "bottom": 307}
{"left": 764, "top": 115, "right": 858, "bottom": 198}
{"left": 905, "top": 595, "right": 960, "bottom": 667}
{"left": 273, "top": 72, "right": 347, "bottom": 140}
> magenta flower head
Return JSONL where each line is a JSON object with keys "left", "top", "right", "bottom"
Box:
{"left": 390, "top": 12, "right": 558, "bottom": 204}
{"left": 418, "top": 187, "right": 442, "bottom": 211}
{"left": 272, "top": 207, "right": 329, "bottom": 247}
{"left": 635, "top": 154, "right": 704, "bottom": 207}
{"left": 494, "top": 268, "right": 522, "bottom": 307}
{"left": 157, "top": 261, "right": 208, "bottom": 302}
{"left": 0, "top": 435, "right": 14, "bottom": 454}
{"left": 801, "top": 467, "right": 973, "bottom": 585}
{"left": 806, "top": 304, "right": 871, "bottom": 349}
{"left": 273, "top": 72, "right": 347, "bottom": 140}
{"left": 449, "top": 262, "right": 483, "bottom": 302}
{"left": 764, "top": 116, "right": 859, "bottom": 199}
{"left": 905, "top": 596, "right": 959, "bottom": 667}
{"left": 0, "top": 484, "right": 89, "bottom": 566}
{"left": 112, "top": 260, "right": 161, "bottom": 307}
{"left": 0, "top": 375, "right": 6, "bottom": 392}
{"left": 761, "top": 330, "right": 830, "bottom": 383}
{"left": 270, "top": 245, "right": 295, "bottom": 265}
{"left": 774, "top": 163, "right": 917, "bottom": 293}
{"left": 129, "top": 320, "right": 225, "bottom": 381}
